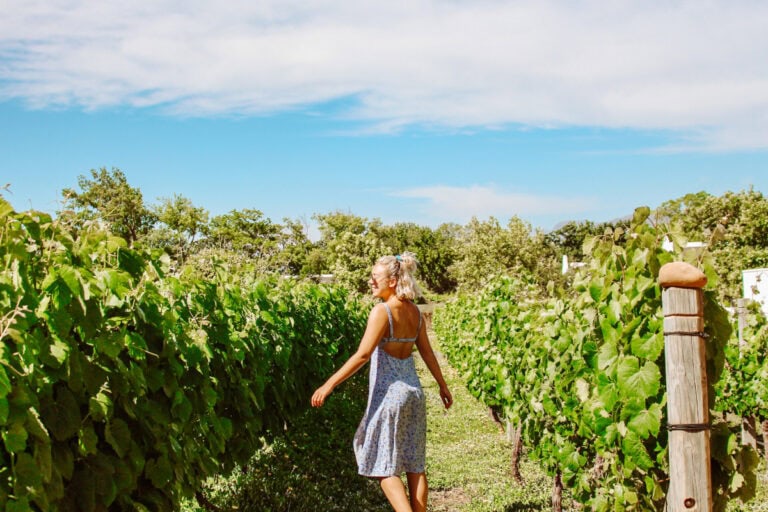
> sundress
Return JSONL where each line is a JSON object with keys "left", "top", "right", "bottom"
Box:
{"left": 353, "top": 303, "right": 427, "bottom": 477}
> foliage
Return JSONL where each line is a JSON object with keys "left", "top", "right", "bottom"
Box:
{"left": 380, "top": 222, "right": 458, "bottom": 294}
{"left": 434, "top": 207, "right": 758, "bottom": 511}
{"left": 313, "top": 211, "right": 391, "bottom": 293}
{"left": 716, "top": 301, "right": 768, "bottom": 421}
{"left": 655, "top": 189, "right": 768, "bottom": 303}
{"left": 61, "top": 167, "right": 155, "bottom": 245}
{"left": 545, "top": 218, "right": 631, "bottom": 262}
{"left": 147, "top": 194, "right": 209, "bottom": 264}
{"left": 207, "top": 208, "right": 282, "bottom": 260}
{"left": 273, "top": 217, "right": 314, "bottom": 276}
{"left": 0, "top": 197, "right": 367, "bottom": 511}
{"left": 449, "top": 216, "right": 559, "bottom": 292}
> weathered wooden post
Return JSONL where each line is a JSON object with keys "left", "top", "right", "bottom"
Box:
{"left": 660, "top": 262, "right": 712, "bottom": 512}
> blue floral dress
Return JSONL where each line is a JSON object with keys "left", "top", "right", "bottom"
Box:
{"left": 353, "top": 303, "right": 427, "bottom": 477}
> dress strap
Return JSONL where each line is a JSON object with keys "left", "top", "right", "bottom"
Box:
{"left": 382, "top": 303, "right": 395, "bottom": 339}
{"left": 381, "top": 303, "right": 421, "bottom": 343}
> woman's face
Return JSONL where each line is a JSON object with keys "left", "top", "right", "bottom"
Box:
{"left": 369, "top": 264, "right": 393, "bottom": 298}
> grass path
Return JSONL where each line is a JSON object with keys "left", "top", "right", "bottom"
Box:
{"left": 416, "top": 333, "right": 557, "bottom": 512}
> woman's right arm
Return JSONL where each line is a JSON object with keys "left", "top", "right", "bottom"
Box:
{"left": 415, "top": 320, "right": 453, "bottom": 409}
{"left": 310, "top": 304, "right": 388, "bottom": 407}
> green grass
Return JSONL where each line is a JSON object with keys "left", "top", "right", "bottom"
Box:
{"left": 419, "top": 339, "right": 558, "bottom": 512}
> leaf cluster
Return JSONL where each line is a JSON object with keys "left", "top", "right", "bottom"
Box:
{"left": 0, "top": 197, "right": 367, "bottom": 511}
{"left": 434, "top": 207, "right": 758, "bottom": 511}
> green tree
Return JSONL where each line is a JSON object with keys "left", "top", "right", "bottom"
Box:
{"left": 450, "top": 216, "right": 558, "bottom": 291}
{"left": 148, "top": 193, "right": 209, "bottom": 263}
{"left": 208, "top": 208, "right": 282, "bottom": 261}
{"left": 274, "top": 217, "right": 314, "bottom": 276}
{"left": 380, "top": 222, "right": 457, "bottom": 294}
{"left": 61, "top": 167, "right": 155, "bottom": 244}
{"left": 545, "top": 220, "right": 622, "bottom": 261}
{"left": 655, "top": 189, "right": 768, "bottom": 303}
{"left": 313, "top": 211, "right": 390, "bottom": 293}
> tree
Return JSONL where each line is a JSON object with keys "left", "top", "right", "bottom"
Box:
{"left": 545, "top": 218, "right": 632, "bottom": 263}
{"left": 273, "top": 217, "right": 314, "bottom": 276}
{"left": 149, "top": 194, "right": 209, "bottom": 263}
{"left": 208, "top": 208, "right": 282, "bottom": 262}
{"left": 313, "top": 211, "right": 391, "bottom": 293}
{"left": 380, "top": 222, "right": 458, "bottom": 294}
{"left": 61, "top": 167, "right": 155, "bottom": 244}
{"left": 450, "top": 216, "right": 559, "bottom": 292}
{"left": 655, "top": 189, "right": 768, "bottom": 303}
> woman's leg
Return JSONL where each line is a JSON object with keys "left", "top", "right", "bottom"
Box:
{"left": 406, "top": 472, "right": 428, "bottom": 512}
{"left": 378, "top": 476, "right": 413, "bottom": 512}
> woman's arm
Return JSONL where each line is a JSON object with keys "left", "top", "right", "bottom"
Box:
{"left": 415, "top": 319, "right": 453, "bottom": 409}
{"left": 311, "top": 304, "right": 388, "bottom": 407}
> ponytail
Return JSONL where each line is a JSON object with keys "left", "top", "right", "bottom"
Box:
{"left": 377, "top": 251, "right": 421, "bottom": 300}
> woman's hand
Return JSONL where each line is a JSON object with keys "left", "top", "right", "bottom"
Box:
{"left": 311, "top": 383, "right": 334, "bottom": 408}
{"left": 439, "top": 386, "right": 453, "bottom": 410}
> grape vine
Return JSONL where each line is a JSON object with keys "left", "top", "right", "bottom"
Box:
{"left": 434, "top": 207, "right": 759, "bottom": 511}
{"left": 0, "top": 198, "right": 368, "bottom": 511}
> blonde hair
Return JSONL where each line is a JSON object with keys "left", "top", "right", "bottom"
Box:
{"left": 377, "top": 251, "right": 421, "bottom": 300}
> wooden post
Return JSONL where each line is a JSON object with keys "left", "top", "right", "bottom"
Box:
{"left": 660, "top": 262, "right": 712, "bottom": 512}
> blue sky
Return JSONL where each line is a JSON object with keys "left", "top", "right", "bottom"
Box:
{"left": 2, "top": 1, "right": 767, "bottom": 234}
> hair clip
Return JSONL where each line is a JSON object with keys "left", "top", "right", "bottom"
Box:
{"left": 395, "top": 254, "right": 402, "bottom": 262}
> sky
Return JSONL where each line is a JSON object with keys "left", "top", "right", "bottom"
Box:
{"left": 2, "top": 0, "right": 768, "bottom": 235}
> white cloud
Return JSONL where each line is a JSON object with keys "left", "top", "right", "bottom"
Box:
{"left": 2, "top": 1, "right": 768, "bottom": 149}
{"left": 394, "top": 184, "right": 594, "bottom": 223}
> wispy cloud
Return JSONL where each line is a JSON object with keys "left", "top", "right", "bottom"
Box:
{"left": 394, "top": 184, "right": 594, "bottom": 224}
{"left": 2, "top": 1, "right": 768, "bottom": 150}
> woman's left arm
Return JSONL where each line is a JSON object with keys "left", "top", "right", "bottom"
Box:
{"left": 311, "top": 304, "right": 388, "bottom": 407}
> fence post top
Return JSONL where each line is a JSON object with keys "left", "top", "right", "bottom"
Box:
{"left": 659, "top": 261, "right": 707, "bottom": 289}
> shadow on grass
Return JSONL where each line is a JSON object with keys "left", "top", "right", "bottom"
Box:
{"left": 197, "top": 373, "right": 391, "bottom": 512}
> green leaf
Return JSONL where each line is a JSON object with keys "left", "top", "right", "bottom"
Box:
{"left": 5, "top": 497, "right": 30, "bottom": 512}
{"left": 78, "top": 423, "right": 99, "bottom": 456}
{"left": 597, "top": 341, "right": 618, "bottom": 371}
{"left": 34, "top": 439, "right": 53, "bottom": 483}
{"left": 25, "top": 407, "right": 50, "bottom": 443}
{"left": 58, "top": 265, "right": 83, "bottom": 297}
{"left": 632, "top": 206, "right": 651, "bottom": 227}
{"left": 94, "top": 332, "right": 124, "bottom": 359}
{"left": 589, "top": 284, "right": 602, "bottom": 302}
{"left": 48, "top": 339, "right": 70, "bottom": 367}
{"left": 627, "top": 403, "right": 662, "bottom": 438}
{"left": 42, "top": 386, "right": 81, "bottom": 441}
{"left": 618, "top": 358, "right": 661, "bottom": 399}
{"left": 606, "top": 299, "right": 621, "bottom": 325}
{"left": 0, "top": 398, "right": 8, "bottom": 425}
{"left": 171, "top": 390, "right": 193, "bottom": 423}
{"left": 2, "top": 422, "right": 28, "bottom": 453}
{"left": 0, "top": 367, "right": 11, "bottom": 398}
{"left": 105, "top": 418, "right": 131, "bottom": 458}
{"left": 145, "top": 455, "right": 173, "bottom": 488}
{"left": 630, "top": 331, "right": 663, "bottom": 361}
{"left": 621, "top": 431, "right": 654, "bottom": 470}
{"left": 53, "top": 441, "right": 75, "bottom": 479}
{"left": 89, "top": 392, "right": 113, "bottom": 422}
{"left": 15, "top": 451, "right": 42, "bottom": 489}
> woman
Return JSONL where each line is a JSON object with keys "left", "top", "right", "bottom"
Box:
{"left": 311, "top": 252, "right": 453, "bottom": 512}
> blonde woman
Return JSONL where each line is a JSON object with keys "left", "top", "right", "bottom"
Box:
{"left": 311, "top": 252, "right": 453, "bottom": 512}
